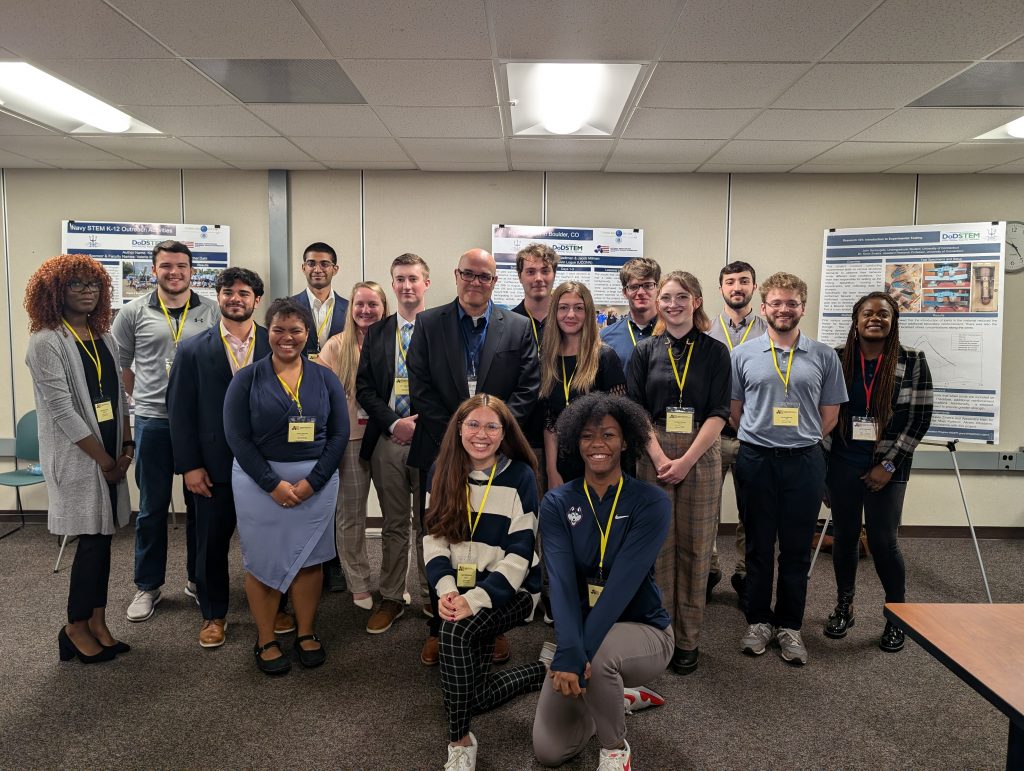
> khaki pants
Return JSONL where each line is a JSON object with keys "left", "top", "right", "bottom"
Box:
{"left": 369, "top": 437, "right": 423, "bottom": 603}
{"left": 710, "top": 434, "right": 746, "bottom": 577}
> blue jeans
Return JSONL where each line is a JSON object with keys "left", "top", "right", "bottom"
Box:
{"left": 134, "top": 416, "right": 196, "bottom": 591}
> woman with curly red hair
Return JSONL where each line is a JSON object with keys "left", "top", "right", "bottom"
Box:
{"left": 25, "top": 254, "right": 134, "bottom": 664}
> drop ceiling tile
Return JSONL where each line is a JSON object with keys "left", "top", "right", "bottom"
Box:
{"left": 39, "top": 59, "right": 236, "bottom": 106}
{"left": 707, "top": 140, "right": 836, "bottom": 165}
{"left": 852, "top": 108, "right": 1024, "bottom": 142}
{"left": 642, "top": 63, "right": 809, "bottom": 109}
{"left": 990, "top": 37, "right": 1024, "bottom": 61}
{"left": 513, "top": 163, "right": 606, "bottom": 171}
{"left": 340, "top": 60, "right": 497, "bottom": 107}
{"left": 913, "top": 142, "right": 1024, "bottom": 165}
{"left": 109, "top": 0, "right": 330, "bottom": 58}
{"left": 663, "top": 0, "right": 878, "bottom": 61}
{"left": 885, "top": 163, "right": 993, "bottom": 174}
{"left": 183, "top": 136, "right": 312, "bottom": 163}
{"left": 232, "top": 161, "right": 328, "bottom": 170}
{"left": 737, "top": 110, "right": 892, "bottom": 141}
{"left": 0, "top": 112, "right": 57, "bottom": 136}
{"left": 0, "top": 48, "right": 18, "bottom": 60}
{"left": 509, "top": 139, "right": 613, "bottom": 164}
{"left": 326, "top": 161, "right": 418, "bottom": 170}
{"left": 623, "top": 109, "right": 760, "bottom": 140}
{"left": 698, "top": 164, "right": 798, "bottom": 173}
{"left": 53, "top": 158, "right": 148, "bottom": 169}
{"left": 415, "top": 162, "right": 509, "bottom": 172}
{"left": 120, "top": 106, "right": 277, "bottom": 137}
{"left": 825, "top": 0, "right": 1024, "bottom": 62}
{"left": 0, "top": 136, "right": 122, "bottom": 161}
{"left": 139, "top": 159, "right": 233, "bottom": 169}
{"left": 793, "top": 164, "right": 898, "bottom": 173}
{"left": 774, "top": 64, "right": 968, "bottom": 109}
{"left": 0, "top": 0, "right": 173, "bottom": 59}
{"left": 0, "top": 149, "right": 52, "bottom": 167}
{"left": 604, "top": 162, "right": 701, "bottom": 173}
{"left": 289, "top": 137, "right": 410, "bottom": 163}
{"left": 78, "top": 136, "right": 221, "bottom": 163}
{"left": 375, "top": 107, "right": 502, "bottom": 139}
{"left": 811, "top": 142, "right": 949, "bottom": 164}
{"left": 246, "top": 105, "right": 389, "bottom": 138}
{"left": 612, "top": 139, "right": 724, "bottom": 164}
{"left": 401, "top": 138, "right": 507, "bottom": 164}
{"left": 492, "top": 0, "right": 682, "bottom": 60}
{"left": 301, "top": 0, "right": 491, "bottom": 59}
{"left": 979, "top": 158, "right": 1024, "bottom": 172}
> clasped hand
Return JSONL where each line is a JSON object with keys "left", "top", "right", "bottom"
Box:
{"left": 271, "top": 479, "right": 314, "bottom": 508}
{"left": 439, "top": 591, "right": 473, "bottom": 622}
{"left": 549, "top": 663, "right": 592, "bottom": 698}
{"left": 656, "top": 455, "right": 694, "bottom": 485}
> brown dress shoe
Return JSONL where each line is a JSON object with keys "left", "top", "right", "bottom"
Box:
{"left": 274, "top": 611, "right": 296, "bottom": 635}
{"left": 420, "top": 635, "right": 439, "bottom": 666}
{"left": 366, "top": 599, "right": 405, "bottom": 634}
{"left": 492, "top": 633, "right": 510, "bottom": 664}
{"left": 199, "top": 619, "right": 227, "bottom": 648}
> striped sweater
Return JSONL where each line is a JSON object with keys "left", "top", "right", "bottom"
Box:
{"left": 423, "top": 456, "right": 541, "bottom": 614}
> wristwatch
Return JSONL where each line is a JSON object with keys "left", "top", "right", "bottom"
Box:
{"left": 881, "top": 460, "right": 896, "bottom": 473}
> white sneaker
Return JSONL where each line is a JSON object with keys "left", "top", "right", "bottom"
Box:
{"left": 127, "top": 589, "right": 162, "bottom": 622}
{"left": 403, "top": 591, "right": 412, "bottom": 605}
{"left": 623, "top": 685, "right": 664, "bottom": 714}
{"left": 597, "top": 740, "right": 632, "bottom": 771}
{"left": 443, "top": 733, "right": 477, "bottom": 770}
{"left": 184, "top": 581, "right": 199, "bottom": 606}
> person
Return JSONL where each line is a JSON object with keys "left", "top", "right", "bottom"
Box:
{"left": 317, "top": 282, "right": 388, "bottom": 612}
{"left": 540, "top": 281, "right": 625, "bottom": 488}
{"left": 705, "top": 261, "right": 768, "bottom": 608}
{"left": 167, "top": 267, "right": 269, "bottom": 648}
{"left": 290, "top": 241, "right": 349, "bottom": 362}
{"left": 628, "top": 271, "right": 731, "bottom": 675}
{"left": 224, "top": 297, "right": 349, "bottom": 675}
{"left": 600, "top": 257, "right": 661, "bottom": 377}
{"left": 25, "top": 254, "right": 133, "bottom": 664}
{"left": 356, "top": 253, "right": 432, "bottom": 633}
{"left": 424, "top": 394, "right": 546, "bottom": 771}
{"left": 533, "top": 393, "right": 673, "bottom": 771}
{"left": 731, "top": 272, "right": 848, "bottom": 666}
{"left": 112, "top": 240, "right": 218, "bottom": 623}
{"left": 823, "top": 292, "right": 933, "bottom": 652}
{"left": 407, "top": 247, "right": 540, "bottom": 666}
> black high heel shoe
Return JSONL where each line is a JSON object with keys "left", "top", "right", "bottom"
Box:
{"left": 58, "top": 627, "right": 116, "bottom": 664}
{"left": 101, "top": 640, "right": 131, "bottom": 655}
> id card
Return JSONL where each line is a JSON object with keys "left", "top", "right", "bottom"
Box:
{"left": 457, "top": 563, "right": 477, "bottom": 588}
{"left": 467, "top": 378, "right": 477, "bottom": 398}
{"left": 665, "top": 407, "right": 695, "bottom": 434}
{"left": 587, "top": 580, "right": 605, "bottom": 608}
{"left": 852, "top": 416, "right": 877, "bottom": 441}
{"left": 288, "top": 416, "right": 316, "bottom": 443}
{"left": 772, "top": 405, "right": 799, "bottom": 427}
{"left": 164, "top": 356, "right": 174, "bottom": 377}
{"left": 394, "top": 377, "right": 409, "bottom": 396}
{"left": 357, "top": 406, "right": 369, "bottom": 426}
{"left": 307, "top": 353, "right": 319, "bottom": 362}
{"left": 93, "top": 398, "right": 114, "bottom": 423}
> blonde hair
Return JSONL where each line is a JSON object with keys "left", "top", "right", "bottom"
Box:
{"left": 329, "top": 281, "right": 389, "bottom": 395}
{"left": 760, "top": 272, "right": 808, "bottom": 305}
{"left": 653, "top": 271, "right": 710, "bottom": 335}
{"left": 540, "top": 282, "right": 601, "bottom": 398}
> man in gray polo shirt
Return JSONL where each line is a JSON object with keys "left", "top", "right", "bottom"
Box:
{"left": 730, "top": 271, "right": 847, "bottom": 665}
{"left": 112, "top": 240, "right": 218, "bottom": 622}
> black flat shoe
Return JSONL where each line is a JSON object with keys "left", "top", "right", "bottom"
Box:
{"left": 824, "top": 596, "right": 855, "bottom": 639}
{"left": 670, "top": 646, "right": 699, "bottom": 675}
{"left": 254, "top": 639, "right": 291, "bottom": 675}
{"left": 58, "top": 627, "right": 116, "bottom": 664}
{"left": 295, "top": 634, "right": 326, "bottom": 668}
{"left": 705, "top": 571, "right": 722, "bottom": 602}
{"left": 323, "top": 562, "right": 347, "bottom": 593}
{"left": 879, "top": 621, "right": 905, "bottom": 653}
{"left": 102, "top": 640, "right": 131, "bottom": 655}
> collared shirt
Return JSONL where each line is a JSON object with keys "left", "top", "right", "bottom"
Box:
{"left": 219, "top": 321, "right": 256, "bottom": 377}
{"left": 600, "top": 313, "right": 657, "bottom": 377}
{"left": 627, "top": 328, "right": 731, "bottom": 424}
{"left": 705, "top": 309, "right": 769, "bottom": 351}
{"left": 306, "top": 287, "right": 335, "bottom": 348}
{"left": 457, "top": 300, "right": 493, "bottom": 376}
{"left": 731, "top": 331, "right": 848, "bottom": 448}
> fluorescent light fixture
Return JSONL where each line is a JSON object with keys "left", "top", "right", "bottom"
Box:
{"left": 506, "top": 62, "right": 644, "bottom": 137}
{"left": 974, "top": 114, "right": 1024, "bottom": 140}
{"left": 0, "top": 63, "right": 157, "bottom": 134}
{"left": 1006, "top": 116, "right": 1024, "bottom": 138}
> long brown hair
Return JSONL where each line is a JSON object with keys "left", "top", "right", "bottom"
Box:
{"left": 24, "top": 254, "right": 114, "bottom": 333}
{"left": 653, "top": 270, "right": 710, "bottom": 335}
{"left": 328, "top": 281, "right": 388, "bottom": 395}
{"left": 539, "top": 281, "right": 600, "bottom": 398}
{"left": 838, "top": 292, "right": 901, "bottom": 443}
{"left": 425, "top": 394, "right": 538, "bottom": 544}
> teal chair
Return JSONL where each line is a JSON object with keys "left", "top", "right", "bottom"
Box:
{"left": 0, "top": 410, "right": 44, "bottom": 541}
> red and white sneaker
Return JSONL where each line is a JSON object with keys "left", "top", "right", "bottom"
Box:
{"left": 623, "top": 685, "right": 664, "bottom": 714}
{"left": 597, "top": 739, "right": 632, "bottom": 770}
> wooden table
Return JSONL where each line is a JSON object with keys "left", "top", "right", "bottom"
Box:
{"left": 884, "top": 603, "right": 1024, "bottom": 770}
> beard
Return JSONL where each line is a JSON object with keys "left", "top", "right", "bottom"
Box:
{"left": 767, "top": 314, "right": 799, "bottom": 332}
{"left": 724, "top": 293, "right": 750, "bottom": 310}
{"left": 221, "top": 305, "right": 254, "bottom": 322}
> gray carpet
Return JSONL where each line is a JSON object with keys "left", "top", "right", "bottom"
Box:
{"left": 0, "top": 524, "right": 1020, "bottom": 770}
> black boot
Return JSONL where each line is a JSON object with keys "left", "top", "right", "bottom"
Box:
{"left": 824, "top": 593, "right": 855, "bottom": 639}
{"left": 879, "top": 621, "right": 905, "bottom": 652}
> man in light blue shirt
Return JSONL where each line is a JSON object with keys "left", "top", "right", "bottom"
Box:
{"left": 600, "top": 257, "right": 661, "bottom": 377}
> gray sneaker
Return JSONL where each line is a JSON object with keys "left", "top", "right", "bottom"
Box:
{"left": 740, "top": 622, "right": 774, "bottom": 655}
{"left": 776, "top": 627, "right": 808, "bottom": 665}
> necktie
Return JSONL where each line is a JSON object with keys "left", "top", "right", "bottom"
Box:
{"left": 396, "top": 322, "right": 413, "bottom": 417}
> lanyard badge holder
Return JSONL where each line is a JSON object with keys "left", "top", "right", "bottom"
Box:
{"left": 64, "top": 321, "right": 114, "bottom": 423}
{"left": 665, "top": 338, "right": 696, "bottom": 434}
{"left": 458, "top": 463, "right": 497, "bottom": 588}
{"left": 159, "top": 295, "right": 190, "bottom": 376}
{"left": 583, "top": 477, "right": 624, "bottom": 608}
{"left": 279, "top": 369, "right": 316, "bottom": 443}
{"left": 852, "top": 350, "right": 883, "bottom": 441}
{"left": 770, "top": 338, "right": 799, "bottom": 428}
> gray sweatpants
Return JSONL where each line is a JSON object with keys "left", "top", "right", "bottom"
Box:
{"left": 532, "top": 622, "right": 674, "bottom": 766}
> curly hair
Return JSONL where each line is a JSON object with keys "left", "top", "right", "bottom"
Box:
{"left": 24, "top": 254, "right": 114, "bottom": 333}
{"left": 554, "top": 392, "right": 652, "bottom": 481}
{"left": 264, "top": 296, "right": 314, "bottom": 336}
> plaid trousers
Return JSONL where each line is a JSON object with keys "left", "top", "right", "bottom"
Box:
{"left": 638, "top": 426, "right": 722, "bottom": 650}
{"left": 439, "top": 589, "right": 546, "bottom": 742}
{"left": 336, "top": 438, "right": 373, "bottom": 593}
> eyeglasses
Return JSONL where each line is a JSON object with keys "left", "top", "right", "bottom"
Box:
{"left": 456, "top": 269, "right": 496, "bottom": 285}
{"left": 765, "top": 300, "right": 803, "bottom": 310}
{"left": 67, "top": 279, "right": 103, "bottom": 293}
{"left": 304, "top": 259, "right": 335, "bottom": 270}
{"left": 624, "top": 281, "right": 656, "bottom": 295}
{"left": 462, "top": 420, "right": 503, "bottom": 435}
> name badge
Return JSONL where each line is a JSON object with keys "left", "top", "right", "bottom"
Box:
{"left": 307, "top": 353, "right": 319, "bottom": 362}
{"left": 587, "top": 580, "right": 605, "bottom": 608}
{"left": 93, "top": 398, "right": 114, "bottom": 423}
{"left": 772, "top": 405, "right": 800, "bottom": 427}
{"left": 665, "top": 407, "right": 695, "bottom": 434}
{"left": 164, "top": 356, "right": 174, "bottom": 377}
{"left": 467, "top": 378, "right": 477, "bottom": 398}
{"left": 394, "top": 377, "right": 410, "bottom": 396}
{"left": 357, "top": 405, "right": 369, "bottom": 426}
{"left": 288, "top": 416, "right": 316, "bottom": 443}
{"left": 456, "top": 563, "right": 477, "bottom": 588}
{"left": 852, "top": 416, "right": 877, "bottom": 441}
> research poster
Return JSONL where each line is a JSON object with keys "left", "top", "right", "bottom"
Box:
{"left": 818, "top": 222, "right": 1005, "bottom": 443}
{"left": 491, "top": 224, "right": 643, "bottom": 323}
{"left": 61, "top": 220, "right": 230, "bottom": 306}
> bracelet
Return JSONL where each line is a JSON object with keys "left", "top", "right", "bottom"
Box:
{"left": 122, "top": 440, "right": 136, "bottom": 448}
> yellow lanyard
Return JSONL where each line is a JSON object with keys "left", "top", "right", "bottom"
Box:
{"left": 719, "top": 314, "right": 753, "bottom": 351}
{"left": 316, "top": 298, "right": 333, "bottom": 344}
{"left": 770, "top": 336, "right": 797, "bottom": 396}
{"left": 158, "top": 294, "right": 190, "bottom": 347}
{"left": 582, "top": 477, "right": 624, "bottom": 578}
{"left": 277, "top": 367, "right": 304, "bottom": 414}
{"left": 465, "top": 463, "right": 498, "bottom": 542}
{"left": 627, "top": 320, "right": 638, "bottom": 347}
{"left": 221, "top": 328, "right": 255, "bottom": 371}
{"left": 395, "top": 323, "right": 409, "bottom": 364}
{"left": 63, "top": 320, "right": 103, "bottom": 393}
{"left": 667, "top": 337, "right": 695, "bottom": 403}
{"left": 526, "top": 308, "right": 541, "bottom": 351}
{"left": 561, "top": 356, "right": 575, "bottom": 402}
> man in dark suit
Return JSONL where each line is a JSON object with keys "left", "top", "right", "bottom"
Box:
{"left": 407, "top": 247, "right": 540, "bottom": 664}
{"left": 356, "top": 253, "right": 432, "bottom": 635}
{"left": 289, "top": 241, "right": 349, "bottom": 361}
{"left": 167, "top": 267, "right": 269, "bottom": 649}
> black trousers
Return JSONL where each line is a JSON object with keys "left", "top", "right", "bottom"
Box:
{"left": 194, "top": 482, "right": 237, "bottom": 620}
{"left": 68, "top": 533, "right": 113, "bottom": 623}
{"left": 826, "top": 456, "right": 907, "bottom": 603}
{"left": 735, "top": 442, "right": 826, "bottom": 631}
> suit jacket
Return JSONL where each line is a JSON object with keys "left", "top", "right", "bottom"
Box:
{"left": 357, "top": 313, "right": 410, "bottom": 462}
{"left": 167, "top": 323, "right": 271, "bottom": 484}
{"left": 406, "top": 299, "right": 540, "bottom": 471}
{"left": 291, "top": 289, "right": 349, "bottom": 357}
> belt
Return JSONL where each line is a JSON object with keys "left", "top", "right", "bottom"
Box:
{"left": 653, "top": 419, "right": 703, "bottom": 432}
{"left": 740, "top": 441, "right": 819, "bottom": 457}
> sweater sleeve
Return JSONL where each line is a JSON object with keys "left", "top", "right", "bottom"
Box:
{"left": 27, "top": 333, "right": 94, "bottom": 445}
{"left": 540, "top": 491, "right": 588, "bottom": 681}
{"left": 223, "top": 366, "right": 281, "bottom": 493}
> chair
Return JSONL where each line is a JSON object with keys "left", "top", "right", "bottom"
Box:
{"left": 0, "top": 410, "right": 44, "bottom": 541}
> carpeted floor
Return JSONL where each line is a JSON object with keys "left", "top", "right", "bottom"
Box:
{"left": 0, "top": 524, "right": 1019, "bottom": 770}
